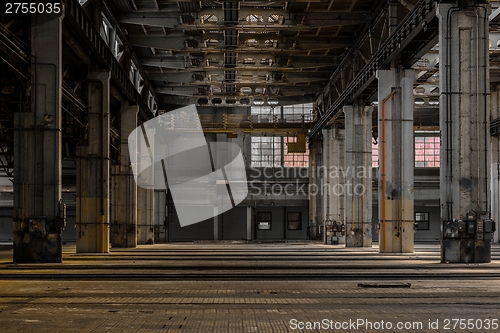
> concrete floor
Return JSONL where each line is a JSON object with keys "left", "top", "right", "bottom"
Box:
{"left": 0, "top": 243, "right": 499, "bottom": 332}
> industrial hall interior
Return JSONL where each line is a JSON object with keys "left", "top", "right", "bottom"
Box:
{"left": 0, "top": 0, "right": 498, "bottom": 260}
{"left": 1, "top": 0, "right": 500, "bottom": 331}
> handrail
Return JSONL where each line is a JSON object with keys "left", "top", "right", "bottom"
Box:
{"left": 63, "top": 0, "right": 154, "bottom": 120}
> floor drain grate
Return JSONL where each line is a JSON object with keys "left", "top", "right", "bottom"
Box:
{"left": 357, "top": 283, "right": 411, "bottom": 289}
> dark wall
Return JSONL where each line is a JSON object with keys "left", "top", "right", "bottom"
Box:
{"left": 168, "top": 207, "right": 214, "bottom": 241}
{"left": 255, "top": 206, "right": 308, "bottom": 240}
{"left": 285, "top": 206, "right": 309, "bottom": 240}
{"left": 414, "top": 205, "right": 441, "bottom": 242}
{"left": 371, "top": 205, "right": 441, "bottom": 242}
{"left": 64, "top": 206, "right": 77, "bottom": 242}
{"left": 0, "top": 213, "right": 12, "bottom": 243}
{"left": 220, "top": 206, "right": 247, "bottom": 240}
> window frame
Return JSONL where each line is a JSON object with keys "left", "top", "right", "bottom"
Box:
{"left": 287, "top": 212, "right": 302, "bottom": 230}
{"left": 256, "top": 212, "right": 272, "bottom": 230}
{"left": 415, "top": 212, "right": 430, "bottom": 231}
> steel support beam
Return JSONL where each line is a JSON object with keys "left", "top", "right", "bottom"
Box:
{"left": 377, "top": 69, "right": 415, "bottom": 253}
{"left": 76, "top": 71, "right": 111, "bottom": 253}
{"left": 117, "top": 10, "right": 369, "bottom": 29}
{"left": 128, "top": 35, "right": 352, "bottom": 52}
{"left": 13, "top": 13, "right": 64, "bottom": 263}
{"left": 155, "top": 86, "right": 323, "bottom": 97}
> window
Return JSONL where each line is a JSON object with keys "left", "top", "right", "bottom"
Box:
{"left": 251, "top": 136, "right": 281, "bottom": 167}
{"left": 251, "top": 136, "right": 309, "bottom": 167}
{"left": 374, "top": 134, "right": 440, "bottom": 168}
{"left": 415, "top": 135, "right": 440, "bottom": 167}
{"left": 282, "top": 103, "right": 313, "bottom": 122}
{"left": 415, "top": 212, "right": 430, "bottom": 230}
{"left": 246, "top": 14, "right": 264, "bottom": 23}
{"left": 251, "top": 105, "right": 275, "bottom": 122}
{"left": 257, "top": 212, "right": 272, "bottom": 230}
{"left": 287, "top": 212, "right": 302, "bottom": 230}
{"left": 284, "top": 137, "right": 309, "bottom": 167}
{"left": 113, "top": 36, "right": 124, "bottom": 61}
{"left": 372, "top": 142, "right": 379, "bottom": 168}
{"left": 129, "top": 63, "right": 137, "bottom": 84}
{"left": 251, "top": 103, "right": 311, "bottom": 168}
{"left": 101, "top": 15, "right": 113, "bottom": 46}
{"left": 137, "top": 73, "right": 144, "bottom": 94}
{"left": 148, "top": 91, "right": 157, "bottom": 115}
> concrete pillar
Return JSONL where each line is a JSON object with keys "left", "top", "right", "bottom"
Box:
{"left": 491, "top": 86, "right": 500, "bottom": 243}
{"left": 309, "top": 142, "right": 322, "bottom": 240}
{"left": 110, "top": 103, "right": 138, "bottom": 248}
{"left": 137, "top": 126, "right": 155, "bottom": 245}
{"left": 247, "top": 206, "right": 252, "bottom": 241}
{"left": 333, "top": 128, "right": 346, "bottom": 245}
{"left": 438, "top": 2, "right": 492, "bottom": 262}
{"left": 344, "top": 101, "right": 373, "bottom": 247}
{"left": 321, "top": 129, "right": 332, "bottom": 224}
{"left": 213, "top": 214, "right": 219, "bottom": 241}
{"left": 321, "top": 128, "right": 346, "bottom": 244}
{"left": 154, "top": 189, "right": 167, "bottom": 242}
{"left": 13, "top": 14, "right": 64, "bottom": 262}
{"left": 315, "top": 143, "right": 323, "bottom": 239}
{"left": 377, "top": 68, "right": 415, "bottom": 253}
{"left": 137, "top": 188, "right": 154, "bottom": 244}
{"left": 76, "top": 71, "right": 111, "bottom": 253}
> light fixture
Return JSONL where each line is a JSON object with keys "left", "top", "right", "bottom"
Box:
{"left": 253, "top": 98, "right": 265, "bottom": 106}
{"left": 414, "top": 98, "right": 425, "bottom": 105}
{"left": 428, "top": 97, "right": 439, "bottom": 106}
{"left": 267, "top": 98, "right": 279, "bottom": 106}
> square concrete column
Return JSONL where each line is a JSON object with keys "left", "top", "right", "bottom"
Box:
{"left": 13, "top": 14, "right": 64, "bottom": 262}
{"left": 321, "top": 128, "right": 346, "bottom": 244}
{"left": 247, "top": 206, "right": 253, "bottom": 241}
{"left": 438, "top": 2, "right": 492, "bottom": 262}
{"left": 137, "top": 124, "right": 155, "bottom": 245}
{"left": 344, "top": 101, "right": 372, "bottom": 247}
{"left": 333, "top": 128, "right": 346, "bottom": 245}
{"left": 309, "top": 142, "right": 322, "bottom": 240}
{"left": 491, "top": 86, "right": 500, "bottom": 243}
{"left": 213, "top": 210, "right": 219, "bottom": 241}
{"left": 76, "top": 71, "right": 111, "bottom": 253}
{"left": 154, "top": 189, "right": 167, "bottom": 242}
{"left": 377, "top": 69, "right": 415, "bottom": 253}
{"left": 110, "top": 103, "right": 138, "bottom": 248}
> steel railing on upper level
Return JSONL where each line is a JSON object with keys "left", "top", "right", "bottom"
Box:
{"left": 308, "top": 0, "right": 437, "bottom": 142}
{"left": 63, "top": 0, "right": 154, "bottom": 119}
